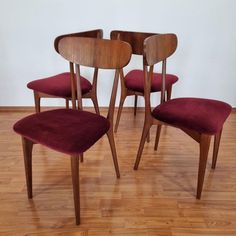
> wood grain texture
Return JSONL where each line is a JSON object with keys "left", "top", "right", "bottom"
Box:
{"left": 0, "top": 108, "right": 236, "bottom": 235}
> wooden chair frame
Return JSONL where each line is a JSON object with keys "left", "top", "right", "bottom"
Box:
{"left": 110, "top": 30, "right": 175, "bottom": 134}
{"left": 133, "top": 34, "right": 223, "bottom": 199}
{"left": 21, "top": 37, "right": 132, "bottom": 224}
{"left": 33, "top": 29, "right": 103, "bottom": 114}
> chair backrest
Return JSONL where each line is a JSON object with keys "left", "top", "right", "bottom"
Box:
{"left": 110, "top": 30, "right": 158, "bottom": 55}
{"left": 58, "top": 37, "right": 132, "bottom": 123}
{"left": 143, "top": 34, "right": 177, "bottom": 116}
{"left": 54, "top": 29, "right": 103, "bottom": 53}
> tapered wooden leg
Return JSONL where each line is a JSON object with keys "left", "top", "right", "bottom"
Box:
{"left": 154, "top": 125, "right": 162, "bottom": 150}
{"left": 134, "top": 123, "right": 151, "bottom": 170}
{"left": 22, "top": 137, "right": 34, "bottom": 199}
{"left": 106, "top": 129, "right": 120, "bottom": 178}
{"left": 65, "top": 99, "right": 69, "bottom": 109}
{"left": 80, "top": 153, "right": 84, "bottom": 163}
{"left": 197, "top": 134, "right": 211, "bottom": 199}
{"left": 91, "top": 93, "right": 100, "bottom": 115}
{"left": 212, "top": 130, "right": 222, "bottom": 169}
{"left": 134, "top": 95, "right": 138, "bottom": 116}
{"left": 166, "top": 86, "right": 172, "bottom": 101}
{"left": 146, "top": 130, "right": 150, "bottom": 143}
{"left": 71, "top": 155, "right": 80, "bottom": 225}
{"left": 114, "top": 94, "right": 126, "bottom": 133}
{"left": 33, "top": 91, "right": 41, "bottom": 113}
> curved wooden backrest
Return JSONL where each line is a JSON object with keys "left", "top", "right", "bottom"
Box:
{"left": 143, "top": 34, "right": 177, "bottom": 66}
{"left": 110, "top": 30, "right": 159, "bottom": 55}
{"left": 58, "top": 37, "right": 132, "bottom": 69}
{"left": 54, "top": 29, "right": 103, "bottom": 53}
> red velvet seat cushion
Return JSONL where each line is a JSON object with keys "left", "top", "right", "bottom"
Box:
{"left": 125, "top": 69, "right": 178, "bottom": 93}
{"left": 27, "top": 72, "right": 92, "bottom": 98}
{"left": 13, "top": 109, "right": 110, "bottom": 155}
{"left": 152, "top": 98, "right": 232, "bottom": 135}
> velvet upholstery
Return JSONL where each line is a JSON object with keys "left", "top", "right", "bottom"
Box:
{"left": 152, "top": 98, "right": 232, "bottom": 135}
{"left": 27, "top": 72, "right": 92, "bottom": 98}
{"left": 125, "top": 69, "right": 178, "bottom": 93}
{"left": 13, "top": 109, "right": 110, "bottom": 155}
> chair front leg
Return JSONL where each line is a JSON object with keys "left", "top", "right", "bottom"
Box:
{"left": 197, "top": 134, "right": 211, "bottom": 199}
{"left": 212, "top": 130, "right": 222, "bottom": 169}
{"left": 91, "top": 92, "right": 100, "bottom": 115}
{"left": 106, "top": 128, "right": 120, "bottom": 178}
{"left": 22, "top": 137, "right": 34, "bottom": 199}
{"left": 71, "top": 155, "right": 80, "bottom": 225}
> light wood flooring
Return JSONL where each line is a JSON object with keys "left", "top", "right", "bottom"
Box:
{"left": 0, "top": 107, "right": 236, "bottom": 236}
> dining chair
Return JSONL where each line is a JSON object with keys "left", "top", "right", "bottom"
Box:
{"left": 110, "top": 30, "right": 179, "bottom": 133}
{"left": 27, "top": 29, "right": 103, "bottom": 114}
{"left": 133, "top": 34, "right": 232, "bottom": 199}
{"left": 13, "top": 37, "right": 132, "bottom": 224}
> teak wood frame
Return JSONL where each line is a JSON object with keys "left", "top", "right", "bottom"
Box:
{"left": 33, "top": 29, "right": 103, "bottom": 114}
{"left": 133, "top": 34, "right": 223, "bottom": 199}
{"left": 21, "top": 37, "right": 132, "bottom": 225}
{"left": 110, "top": 30, "right": 174, "bottom": 134}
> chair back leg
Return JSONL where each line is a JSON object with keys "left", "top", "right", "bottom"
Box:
{"left": 106, "top": 129, "right": 120, "bottom": 178}
{"left": 114, "top": 93, "right": 127, "bottom": 133}
{"left": 154, "top": 125, "right": 162, "bottom": 150}
{"left": 134, "top": 123, "right": 152, "bottom": 170}
{"left": 33, "top": 91, "right": 41, "bottom": 113}
{"left": 212, "top": 130, "right": 222, "bottom": 169}
{"left": 134, "top": 95, "right": 138, "bottom": 116}
{"left": 197, "top": 134, "right": 211, "bottom": 199}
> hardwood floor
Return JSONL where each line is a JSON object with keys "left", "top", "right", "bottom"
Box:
{"left": 0, "top": 108, "right": 236, "bottom": 235}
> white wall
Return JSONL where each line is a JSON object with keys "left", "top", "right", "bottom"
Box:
{"left": 0, "top": 0, "right": 236, "bottom": 107}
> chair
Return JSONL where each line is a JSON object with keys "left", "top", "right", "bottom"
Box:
{"left": 134, "top": 34, "right": 232, "bottom": 199}
{"left": 110, "top": 30, "right": 179, "bottom": 133}
{"left": 13, "top": 37, "right": 132, "bottom": 224}
{"left": 27, "top": 29, "right": 103, "bottom": 113}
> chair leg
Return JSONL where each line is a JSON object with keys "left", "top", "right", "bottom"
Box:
{"left": 65, "top": 99, "right": 70, "bottom": 109}
{"left": 106, "top": 129, "right": 120, "bottom": 178}
{"left": 212, "top": 130, "right": 222, "bottom": 169}
{"left": 91, "top": 93, "right": 100, "bottom": 115}
{"left": 166, "top": 86, "right": 172, "bottom": 101}
{"left": 134, "top": 123, "right": 151, "bottom": 170}
{"left": 114, "top": 93, "right": 126, "bottom": 133}
{"left": 33, "top": 91, "right": 41, "bottom": 113}
{"left": 196, "top": 134, "right": 211, "bottom": 199}
{"left": 146, "top": 130, "right": 150, "bottom": 143}
{"left": 71, "top": 155, "right": 80, "bottom": 225}
{"left": 154, "top": 125, "right": 162, "bottom": 150}
{"left": 22, "top": 137, "right": 34, "bottom": 199}
{"left": 134, "top": 95, "right": 138, "bottom": 116}
{"left": 80, "top": 153, "right": 84, "bottom": 163}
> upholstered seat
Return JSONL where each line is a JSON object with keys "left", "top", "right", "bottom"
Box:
{"left": 13, "top": 109, "right": 109, "bottom": 155}
{"left": 152, "top": 98, "right": 232, "bottom": 135}
{"left": 27, "top": 72, "right": 92, "bottom": 98}
{"left": 125, "top": 69, "right": 178, "bottom": 93}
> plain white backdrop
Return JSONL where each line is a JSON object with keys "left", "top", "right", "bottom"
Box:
{"left": 0, "top": 0, "right": 236, "bottom": 107}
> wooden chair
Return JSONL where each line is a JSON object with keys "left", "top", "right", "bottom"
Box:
{"left": 134, "top": 34, "right": 232, "bottom": 199}
{"left": 13, "top": 37, "right": 132, "bottom": 224}
{"left": 27, "top": 29, "right": 103, "bottom": 113}
{"left": 110, "top": 30, "right": 179, "bottom": 133}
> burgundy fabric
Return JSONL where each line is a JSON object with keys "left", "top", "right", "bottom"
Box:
{"left": 13, "top": 109, "right": 110, "bottom": 155}
{"left": 152, "top": 98, "right": 232, "bottom": 135}
{"left": 27, "top": 72, "right": 92, "bottom": 98}
{"left": 124, "top": 69, "right": 178, "bottom": 93}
